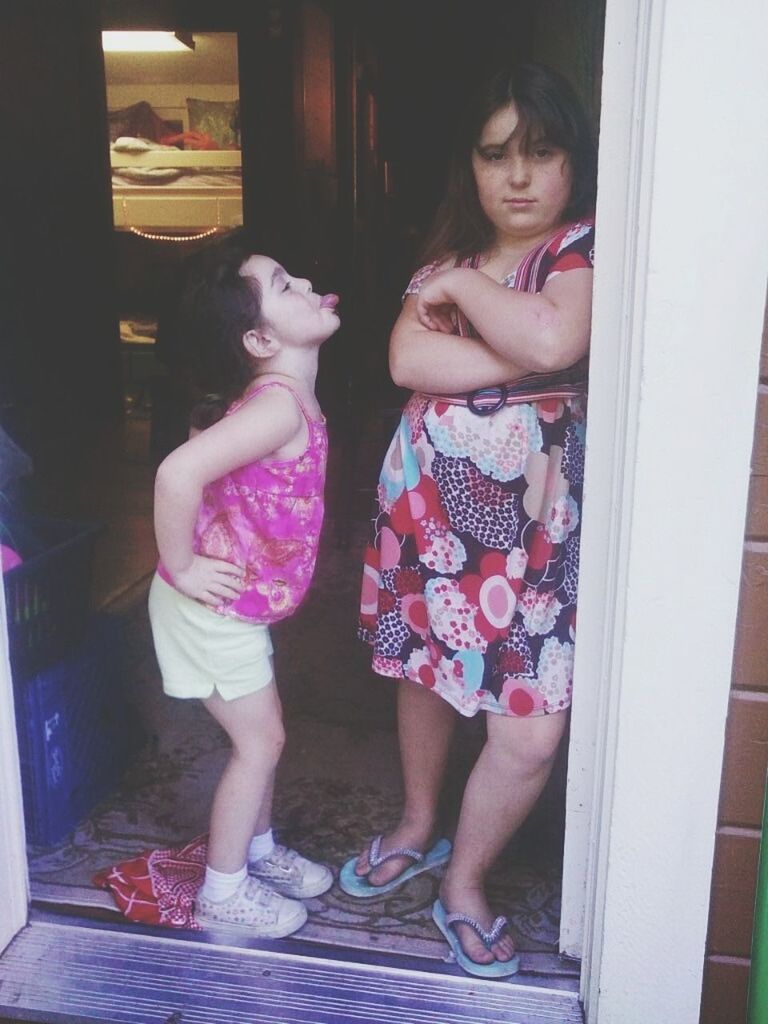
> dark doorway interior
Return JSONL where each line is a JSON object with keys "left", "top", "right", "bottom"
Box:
{"left": 2, "top": 0, "right": 604, "bottom": 980}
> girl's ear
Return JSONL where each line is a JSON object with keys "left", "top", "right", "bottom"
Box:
{"left": 242, "top": 328, "right": 281, "bottom": 360}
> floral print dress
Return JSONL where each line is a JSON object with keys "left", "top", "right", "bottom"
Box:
{"left": 359, "top": 220, "right": 595, "bottom": 718}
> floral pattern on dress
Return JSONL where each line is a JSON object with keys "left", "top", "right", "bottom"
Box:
{"left": 161, "top": 382, "right": 328, "bottom": 625}
{"left": 359, "top": 221, "right": 595, "bottom": 717}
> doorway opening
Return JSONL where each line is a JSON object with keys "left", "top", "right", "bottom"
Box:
{"left": 106, "top": 30, "right": 243, "bottom": 422}
{"left": 7, "top": 0, "right": 605, "bottom": 988}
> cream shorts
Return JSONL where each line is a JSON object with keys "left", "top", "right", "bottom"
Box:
{"left": 148, "top": 572, "right": 274, "bottom": 702}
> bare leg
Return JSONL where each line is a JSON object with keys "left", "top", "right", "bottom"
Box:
{"left": 250, "top": 661, "right": 279, "bottom": 838}
{"left": 441, "top": 710, "right": 568, "bottom": 965}
{"left": 355, "top": 679, "right": 456, "bottom": 885}
{"left": 253, "top": 772, "right": 275, "bottom": 838}
{"left": 203, "top": 682, "right": 285, "bottom": 873}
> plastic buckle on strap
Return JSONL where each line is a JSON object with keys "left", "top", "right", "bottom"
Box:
{"left": 466, "top": 384, "right": 509, "bottom": 416}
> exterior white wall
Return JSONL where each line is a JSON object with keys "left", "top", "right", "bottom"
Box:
{"left": 578, "top": 0, "right": 768, "bottom": 1020}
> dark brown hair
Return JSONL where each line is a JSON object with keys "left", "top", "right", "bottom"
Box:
{"left": 420, "top": 63, "right": 597, "bottom": 265}
{"left": 177, "top": 230, "right": 263, "bottom": 429}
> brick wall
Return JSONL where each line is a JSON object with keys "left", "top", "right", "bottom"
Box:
{"left": 700, "top": 298, "right": 768, "bottom": 1024}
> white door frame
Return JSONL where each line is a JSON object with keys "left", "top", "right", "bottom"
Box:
{"left": 561, "top": 0, "right": 768, "bottom": 1021}
{"left": 560, "top": 0, "right": 668, "bottom": 958}
{"left": 1, "top": 0, "right": 768, "bottom": 1019}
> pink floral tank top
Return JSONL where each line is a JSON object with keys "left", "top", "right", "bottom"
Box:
{"left": 159, "top": 381, "right": 328, "bottom": 624}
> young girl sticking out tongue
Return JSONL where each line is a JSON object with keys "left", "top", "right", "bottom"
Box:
{"left": 149, "top": 234, "right": 340, "bottom": 936}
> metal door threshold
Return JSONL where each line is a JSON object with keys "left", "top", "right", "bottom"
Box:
{"left": 0, "top": 917, "right": 583, "bottom": 1024}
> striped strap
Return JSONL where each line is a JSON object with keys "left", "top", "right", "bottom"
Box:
{"left": 445, "top": 911, "right": 510, "bottom": 949}
{"left": 443, "top": 234, "right": 587, "bottom": 412}
{"left": 367, "top": 834, "right": 424, "bottom": 868}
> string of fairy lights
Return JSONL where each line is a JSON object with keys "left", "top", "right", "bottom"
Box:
{"left": 119, "top": 197, "right": 228, "bottom": 243}
{"left": 128, "top": 226, "right": 220, "bottom": 243}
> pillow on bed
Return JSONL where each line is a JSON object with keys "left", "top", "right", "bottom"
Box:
{"left": 186, "top": 98, "right": 239, "bottom": 149}
{"left": 108, "top": 101, "right": 173, "bottom": 143}
{"left": 113, "top": 167, "right": 183, "bottom": 184}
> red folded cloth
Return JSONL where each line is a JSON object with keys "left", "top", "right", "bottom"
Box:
{"left": 159, "top": 131, "right": 219, "bottom": 150}
{"left": 94, "top": 834, "right": 207, "bottom": 929}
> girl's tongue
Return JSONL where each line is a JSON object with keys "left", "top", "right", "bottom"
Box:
{"left": 320, "top": 293, "right": 339, "bottom": 309}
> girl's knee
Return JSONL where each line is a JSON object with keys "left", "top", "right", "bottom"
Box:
{"left": 232, "top": 715, "right": 285, "bottom": 767}
{"left": 487, "top": 715, "right": 565, "bottom": 775}
{"left": 517, "top": 736, "right": 561, "bottom": 775}
{"left": 257, "top": 718, "right": 286, "bottom": 762}
{"left": 270, "top": 720, "right": 287, "bottom": 758}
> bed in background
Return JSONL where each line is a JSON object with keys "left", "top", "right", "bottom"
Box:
{"left": 108, "top": 99, "right": 242, "bottom": 233}
{"left": 111, "top": 140, "right": 242, "bottom": 232}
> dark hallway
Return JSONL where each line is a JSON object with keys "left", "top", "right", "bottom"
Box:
{"left": 2, "top": 0, "right": 603, "bottom": 987}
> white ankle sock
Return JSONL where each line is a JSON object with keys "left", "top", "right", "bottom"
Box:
{"left": 200, "top": 864, "right": 247, "bottom": 903}
{"left": 248, "top": 828, "right": 275, "bottom": 863}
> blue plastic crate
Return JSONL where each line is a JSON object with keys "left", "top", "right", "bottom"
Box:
{"left": 14, "top": 614, "right": 140, "bottom": 846}
{"left": 2, "top": 516, "right": 103, "bottom": 679}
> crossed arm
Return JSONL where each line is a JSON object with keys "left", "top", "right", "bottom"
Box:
{"left": 389, "top": 265, "right": 593, "bottom": 394}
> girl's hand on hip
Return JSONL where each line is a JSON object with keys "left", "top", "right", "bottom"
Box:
{"left": 173, "top": 556, "right": 246, "bottom": 607}
{"left": 415, "top": 270, "right": 459, "bottom": 334}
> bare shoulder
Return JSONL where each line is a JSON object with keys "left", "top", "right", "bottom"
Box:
{"left": 232, "top": 380, "right": 320, "bottom": 459}
{"left": 243, "top": 378, "right": 322, "bottom": 422}
{"left": 238, "top": 381, "right": 304, "bottom": 415}
{"left": 164, "top": 384, "right": 306, "bottom": 483}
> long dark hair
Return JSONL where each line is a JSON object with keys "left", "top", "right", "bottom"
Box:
{"left": 420, "top": 63, "right": 597, "bottom": 265}
{"left": 177, "top": 230, "right": 263, "bottom": 429}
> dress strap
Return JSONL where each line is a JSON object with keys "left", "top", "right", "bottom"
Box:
{"left": 434, "top": 234, "right": 590, "bottom": 413}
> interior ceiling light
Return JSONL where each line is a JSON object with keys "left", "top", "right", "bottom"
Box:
{"left": 102, "top": 31, "right": 195, "bottom": 53}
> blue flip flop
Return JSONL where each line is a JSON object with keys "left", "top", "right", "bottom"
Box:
{"left": 432, "top": 898, "right": 520, "bottom": 978}
{"left": 338, "top": 836, "right": 452, "bottom": 898}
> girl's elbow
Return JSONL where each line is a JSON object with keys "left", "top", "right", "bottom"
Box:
{"left": 529, "top": 342, "right": 564, "bottom": 374}
{"left": 389, "top": 344, "right": 410, "bottom": 388}
{"left": 529, "top": 323, "right": 585, "bottom": 373}
{"left": 154, "top": 459, "right": 170, "bottom": 493}
{"left": 155, "top": 452, "right": 187, "bottom": 496}
{"left": 390, "top": 360, "right": 409, "bottom": 388}
{"left": 155, "top": 453, "right": 177, "bottom": 486}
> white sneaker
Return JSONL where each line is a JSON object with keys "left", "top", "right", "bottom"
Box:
{"left": 248, "top": 844, "right": 333, "bottom": 899}
{"left": 195, "top": 875, "right": 307, "bottom": 937}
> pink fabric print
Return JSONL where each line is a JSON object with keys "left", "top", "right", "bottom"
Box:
{"left": 160, "top": 381, "right": 327, "bottom": 625}
{"left": 359, "top": 221, "right": 594, "bottom": 717}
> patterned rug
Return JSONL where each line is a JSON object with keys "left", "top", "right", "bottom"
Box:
{"left": 27, "top": 525, "right": 564, "bottom": 959}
